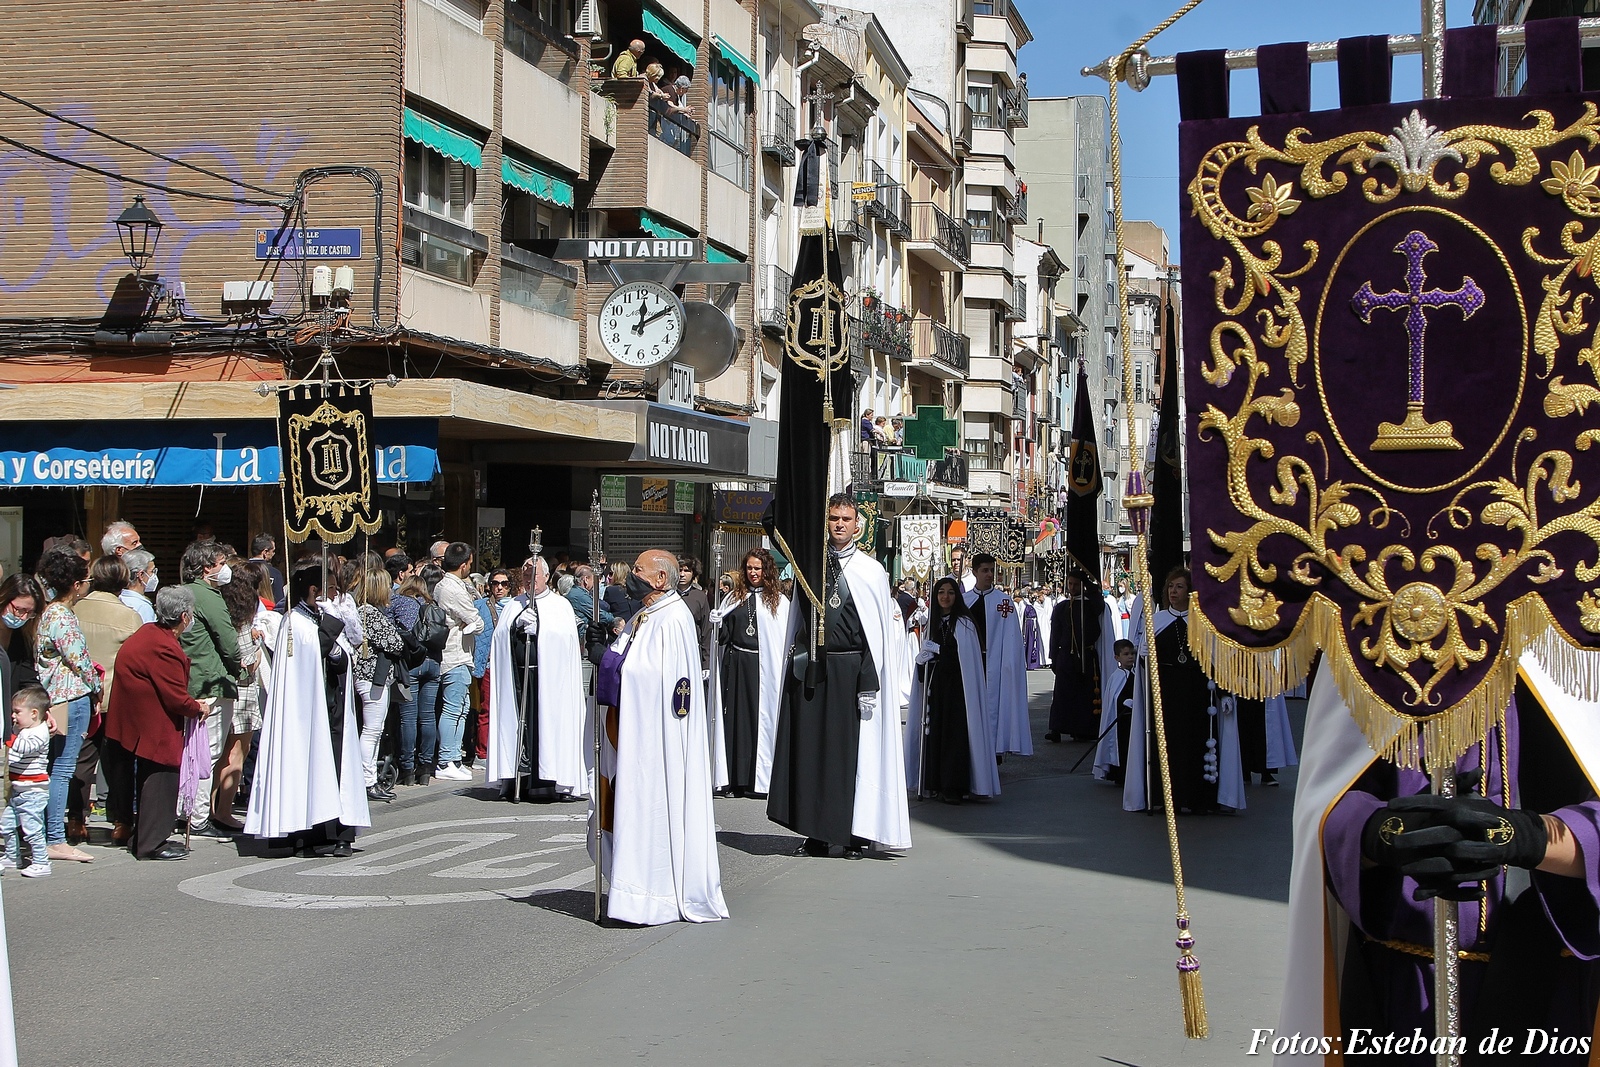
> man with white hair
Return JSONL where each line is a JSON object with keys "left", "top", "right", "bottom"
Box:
{"left": 592, "top": 548, "right": 727, "bottom": 924}
{"left": 487, "top": 556, "right": 587, "bottom": 802}
{"left": 101, "top": 521, "right": 140, "bottom": 558}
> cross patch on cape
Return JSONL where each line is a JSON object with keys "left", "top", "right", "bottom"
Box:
{"left": 672, "top": 677, "right": 692, "bottom": 719}
{"left": 995, "top": 598, "right": 1015, "bottom": 618}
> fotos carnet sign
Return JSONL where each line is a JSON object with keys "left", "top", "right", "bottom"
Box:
{"left": 256, "top": 227, "right": 363, "bottom": 260}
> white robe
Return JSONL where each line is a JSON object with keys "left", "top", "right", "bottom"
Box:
{"left": 1035, "top": 596, "right": 1055, "bottom": 668}
{"left": 486, "top": 590, "right": 589, "bottom": 796}
{"left": 1096, "top": 596, "right": 1142, "bottom": 780}
{"left": 903, "top": 616, "right": 1000, "bottom": 797}
{"left": 965, "top": 586, "right": 1032, "bottom": 755}
{"left": 840, "top": 550, "right": 913, "bottom": 851}
{"left": 1092, "top": 667, "right": 1133, "bottom": 781}
{"left": 246, "top": 607, "right": 370, "bottom": 839}
{"left": 1264, "top": 693, "right": 1299, "bottom": 770}
{"left": 592, "top": 591, "right": 728, "bottom": 925}
{"left": 708, "top": 590, "right": 790, "bottom": 795}
{"left": 1121, "top": 607, "right": 1245, "bottom": 813}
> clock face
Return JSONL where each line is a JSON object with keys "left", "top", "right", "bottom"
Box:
{"left": 599, "top": 281, "right": 685, "bottom": 368}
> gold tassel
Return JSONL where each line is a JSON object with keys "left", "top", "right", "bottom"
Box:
{"left": 1175, "top": 915, "right": 1208, "bottom": 1039}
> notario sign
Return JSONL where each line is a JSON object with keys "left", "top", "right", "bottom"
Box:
{"left": 649, "top": 422, "right": 711, "bottom": 464}
{"left": 586, "top": 239, "right": 698, "bottom": 260}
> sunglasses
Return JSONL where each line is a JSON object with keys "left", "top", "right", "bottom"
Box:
{"left": 490, "top": 579, "right": 510, "bottom": 587}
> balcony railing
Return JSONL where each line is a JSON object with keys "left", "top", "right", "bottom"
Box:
{"left": 859, "top": 295, "right": 912, "bottom": 361}
{"left": 912, "top": 317, "right": 970, "bottom": 375}
{"left": 1004, "top": 189, "right": 1027, "bottom": 224}
{"left": 501, "top": 241, "right": 578, "bottom": 316}
{"left": 649, "top": 97, "right": 701, "bottom": 156}
{"left": 1003, "top": 80, "right": 1029, "bottom": 128}
{"left": 504, "top": 5, "right": 578, "bottom": 83}
{"left": 909, "top": 202, "right": 970, "bottom": 267}
{"left": 930, "top": 451, "right": 969, "bottom": 488}
{"left": 1006, "top": 279, "right": 1027, "bottom": 321}
{"left": 955, "top": 102, "right": 973, "bottom": 153}
{"left": 759, "top": 263, "right": 791, "bottom": 337}
{"left": 761, "top": 90, "right": 796, "bottom": 166}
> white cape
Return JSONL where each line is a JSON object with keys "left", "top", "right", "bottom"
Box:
{"left": 1121, "top": 608, "right": 1244, "bottom": 813}
{"left": 486, "top": 590, "right": 590, "bottom": 796}
{"left": 904, "top": 616, "right": 1000, "bottom": 797}
{"left": 1095, "top": 596, "right": 1140, "bottom": 780}
{"left": 1035, "top": 596, "right": 1055, "bottom": 668}
{"left": 1092, "top": 667, "right": 1133, "bottom": 781}
{"left": 592, "top": 591, "right": 727, "bottom": 925}
{"left": 841, "top": 551, "right": 913, "bottom": 851}
{"left": 1265, "top": 693, "right": 1300, "bottom": 769}
{"left": 708, "top": 590, "right": 789, "bottom": 794}
{"left": 966, "top": 587, "right": 1032, "bottom": 755}
{"left": 246, "top": 608, "right": 370, "bottom": 839}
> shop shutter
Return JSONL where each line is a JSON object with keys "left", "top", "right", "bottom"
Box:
{"left": 119, "top": 488, "right": 249, "bottom": 581}
{"left": 601, "top": 512, "right": 688, "bottom": 565}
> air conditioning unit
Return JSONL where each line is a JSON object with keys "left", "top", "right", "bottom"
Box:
{"left": 573, "top": 0, "right": 602, "bottom": 39}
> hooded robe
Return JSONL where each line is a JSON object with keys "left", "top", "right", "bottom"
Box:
{"left": 904, "top": 613, "right": 999, "bottom": 799}
{"left": 710, "top": 588, "right": 789, "bottom": 796}
{"left": 487, "top": 589, "right": 589, "bottom": 798}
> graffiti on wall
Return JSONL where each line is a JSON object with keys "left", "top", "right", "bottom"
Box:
{"left": 0, "top": 105, "right": 308, "bottom": 301}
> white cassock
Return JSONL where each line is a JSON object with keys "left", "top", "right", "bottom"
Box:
{"left": 1264, "top": 693, "right": 1299, "bottom": 771}
{"left": 486, "top": 590, "right": 589, "bottom": 796}
{"left": 965, "top": 587, "right": 1032, "bottom": 755}
{"left": 903, "top": 615, "right": 1000, "bottom": 797}
{"left": 1092, "top": 666, "right": 1135, "bottom": 781}
{"left": 1035, "top": 596, "right": 1055, "bottom": 668}
{"left": 1120, "top": 607, "right": 1245, "bottom": 813}
{"left": 708, "top": 589, "right": 790, "bottom": 794}
{"left": 246, "top": 606, "right": 370, "bottom": 839}
{"left": 840, "top": 549, "right": 913, "bottom": 850}
{"left": 592, "top": 590, "right": 727, "bottom": 925}
{"left": 1094, "top": 595, "right": 1141, "bottom": 779}
{"left": 960, "top": 572, "right": 977, "bottom": 593}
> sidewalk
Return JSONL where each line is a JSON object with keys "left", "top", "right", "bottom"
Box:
{"left": 400, "top": 676, "right": 1297, "bottom": 1066}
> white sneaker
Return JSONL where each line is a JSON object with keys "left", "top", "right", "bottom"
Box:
{"left": 436, "top": 763, "right": 469, "bottom": 781}
{"left": 455, "top": 762, "right": 475, "bottom": 780}
{"left": 0, "top": 855, "right": 17, "bottom": 871}
{"left": 21, "top": 864, "right": 50, "bottom": 878}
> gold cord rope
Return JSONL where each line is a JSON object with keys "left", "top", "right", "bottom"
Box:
{"left": 1105, "top": 0, "right": 1209, "bottom": 1039}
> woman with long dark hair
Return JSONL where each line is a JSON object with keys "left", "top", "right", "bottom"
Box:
{"left": 34, "top": 548, "right": 99, "bottom": 862}
{"left": 709, "top": 548, "right": 789, "bottom": 798}
{"left": 904, "top": 576, "right": 998, "bottom": 804}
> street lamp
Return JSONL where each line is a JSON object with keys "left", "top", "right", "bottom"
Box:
{"left": 115, "top": 196, "right": 163, "bottom": 281}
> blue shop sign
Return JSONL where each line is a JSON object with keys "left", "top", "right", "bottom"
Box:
{"left": 255, "top": 226, "right": 363, "bottom": 260}
{"left": 0, "top": 421, "right": 437, "bottom": 487}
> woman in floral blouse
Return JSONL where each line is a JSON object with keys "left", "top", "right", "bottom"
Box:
{"left": 34, "top": 549, "right": 99, "bottom": 863}
{"left": 354, "top": 564, "right": 407, "bottom": 802}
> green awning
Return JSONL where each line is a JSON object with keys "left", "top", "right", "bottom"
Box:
{"left": 403, "top": 107, "right": 484, "bottom": 169}
{"left": 642, "top": 3, "right": 698, "bottom": 66}
{"left": 705, "top": 243, "right": 742, "bottom": 264}
{"left": 501, "top": 155, "right": 575, "bottom": 209}
{"left": 712, "top": 35, "right": 759, "bottom": 85}
{"left": 639, "top": 210, "right": 692, "bottom": 240}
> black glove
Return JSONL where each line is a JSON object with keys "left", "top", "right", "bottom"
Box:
{"left": 1386, "top": 793, "right": 1548, "bottom": 871}
{"left": 1364, "top": 778, "right": 1549, "bottom": 902}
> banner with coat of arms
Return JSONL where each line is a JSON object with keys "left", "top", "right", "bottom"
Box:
{"left": 1179, "top": 46, "right": 1600, "bottom": 770}
{"left": 279, "top": 384, "right": 380, "bottom": 544}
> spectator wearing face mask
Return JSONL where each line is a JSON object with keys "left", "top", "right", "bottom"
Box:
{"left": 120, "top": 549, "right": 159, "bottom": 625}
{"left": 177, "top": 541, "right": 241, "bottom": 841}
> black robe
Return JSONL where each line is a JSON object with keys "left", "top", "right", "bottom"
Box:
{"left": 1047, "top": 596, "right": 1101, "bottom": 739}
{"left": 768, "top": 568, "right": 877, "bottom": 847}
{"left": 507, "top": 601, "right": 561, "bottom": 800}
{"left": 1153, "top": 614, "right": 1217, "bottom": 813}
{"left": 299, "top": 603, "right": 356, "bottom": 846}
{"left": 719, "top": 596, "right": 763, "bottom": 794}
{"left": 921, "top": 616, "right": 971, "bottom": 799}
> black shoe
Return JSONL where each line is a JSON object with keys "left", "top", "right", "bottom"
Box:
{"left": 138, "top": 844, "right": 189, "bottom": 861}
{"left": 793, "top": 838, "right": 830, "bottom": 858}
{"left": 397, "top": 768, "right": 415, "bottom": 787}
{"left": 415, "top": 768, "right": 431, "bottom": 786}
{"left": 209, "top": 817, "right": 245, "bottom": 835}
{"left": 842, "top": 846, "right": 864, "bottom": 860}
{"left": 367, "top": 785, "right": 395, "bottom": 803}
{"left": 1261, "top": 772, "right": 1279, "bottom": 787}
{"left": 1044, "top": 731, "right": 1061, "bottom": 742}
{"left": 331, "top": 842, "right": 354, "bottom": 857}
{"left": 713, "top": 787, "right": 735, "bottom": 798}
{"left": 187, "top": 822, "right": 233, "bottom": 840}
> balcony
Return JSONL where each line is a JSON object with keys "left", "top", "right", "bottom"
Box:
{"left": 591, "top": 79, "right": 704, "bottom": 232}
{"left": 503, "top": 15, "right": 582, "bottom": 173}
{"left": 954, "top": 103, "right": 973, "bottom": 155}
{"left": 1003, "top": 80, "right": 1029, "bottom": 128}
{"left": 911, "top": 317, "right": 970, "bottom": 378}
{"left": 1011, "top": 375, "right": 1028, "bottom": 420}
{"left": 1004, "top": 189, "right": 1028, "bottom": 224}
{"left": 929, "top": 451, "right": 969, "bottom": 489}
{"left": 499, "top": 242, "right": 580, "bottom": 368}
{"left": 870, "top": 446, "right": 928, "bottom": 485}
{"left": 865, "top": 162, "right": 905, "bottom": 233}
{"left": 1004, "top": 278, "right": 1028, "bottom": 321}
{"left": 759, "top": 264, "right": 791, "bottom": 338}
{"left": 761, "top": 90, "right": 797, "bottom": 166}
{"left": 858, "top": 296, "right": 913, "bottom": 361}
{"left": 906, "top": 202, "right": 969, "bottom": 273}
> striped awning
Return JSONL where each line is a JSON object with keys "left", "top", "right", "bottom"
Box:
{"left": 712, "top": 35, "right": 759, "bottom": 85}
{"left": 642, "top": 2, "right": 698, "bottom": 66}
{"left": 639, "top": 210, "right": 692, "bottom": 241}
{"left": 705, "top": 243, "right": 741, "bottom": 264}
{"left": 402, "top": 107, "right": 484, "bottom": 169}
{"left": 501, "top": 155, "right": 575, "bottom": 209}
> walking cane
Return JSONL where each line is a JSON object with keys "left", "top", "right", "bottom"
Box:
{"left": 510, "top": 527, "right": 541, "bottom": 804}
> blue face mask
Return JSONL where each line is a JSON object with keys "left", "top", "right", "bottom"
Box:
{"left": 2, "top": 611, "right": 27, "bottom": 630}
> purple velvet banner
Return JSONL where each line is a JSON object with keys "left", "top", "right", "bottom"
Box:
{"left": 1180, "top": 87, "right": 1600, "bottom": 760}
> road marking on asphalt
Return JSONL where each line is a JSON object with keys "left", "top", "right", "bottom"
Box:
{"left": 177, "top": 814, "right": 595, "bottom": 909}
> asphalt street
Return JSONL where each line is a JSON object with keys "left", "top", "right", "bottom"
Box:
{"left": 8, "top": 672, "right": 1298, "bottom": 1066}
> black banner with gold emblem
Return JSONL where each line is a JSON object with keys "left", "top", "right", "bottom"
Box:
{"left": 278, "top": 384, "right": 380, "bottom": 544}
{"left": 1065, "top": 366, "right": 1102, "bottom": 585}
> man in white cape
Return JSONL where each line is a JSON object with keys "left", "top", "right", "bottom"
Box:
{"left": 768, "top": 494, "right": 912, "bottom": 857}
{"left": 246, "top": 562, "right": 370, "bottom": 852}
{"left": 591, "top": 549, "right": 727, "bottom": 925}
{"left": 965, "top": 553, "right": 1032, "bottom": 756}
{"left": 487, "top": 556, "right": 588, "bottom": 801}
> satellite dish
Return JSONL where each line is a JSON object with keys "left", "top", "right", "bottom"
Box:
{"left": 675, "top": 301, "right": 738, "bottom": 380}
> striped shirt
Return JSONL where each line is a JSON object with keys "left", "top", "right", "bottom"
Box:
{"left": 8, "top": 724, "right": 50, "bottom": 788}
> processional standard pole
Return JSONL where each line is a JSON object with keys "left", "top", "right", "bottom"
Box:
{"left": 512, "top": 526, "right": 541, "bottom": 805}
{"left": 588, "top": 493, "right": 605, "bottom": 924}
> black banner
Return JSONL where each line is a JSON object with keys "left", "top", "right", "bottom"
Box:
{"left": 278, "top": 383, "right": 380, "bottom": 544}
{"left": 1065, "top": 366, "right": 1103, "bottom": 585}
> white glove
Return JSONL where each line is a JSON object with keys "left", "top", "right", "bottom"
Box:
{"left": 709, "top": 609, "right": 725, "bottom": 625}
{"left": 858, "top": 691, "right": 878, "bottom": 720}
{"left": 915, "top": 640, "right": 939, "bottom": 665}
{"left": 519, "top": 613, "right": 539, "bottom": 635}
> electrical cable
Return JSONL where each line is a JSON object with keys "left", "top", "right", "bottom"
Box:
{"left": 0, "top": 134, "right": 290, "bottom": 208}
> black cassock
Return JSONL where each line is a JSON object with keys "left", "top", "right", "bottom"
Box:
{"left": 507, "top": 605, "right": 561, "bottom": 800}
{"left": 719, "top": 597, "right": 763, "bottom": 794}
{"left": 1153, "top": 615, "right": 1216, "bottom": 813}
{"left": 921, "top": 616, "right": 971, "bottom": 800}
{"left": 768, "top": 565, "right": 877, "bottom": 848}
{"left": 1047, "top": 596, "right": 1101, "bottom": 740}
{"left": 299, "top": 603, "right": 356, "bottom": 847}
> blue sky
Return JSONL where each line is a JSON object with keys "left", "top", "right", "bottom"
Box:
{"left": 1018, "top": 0, "right": 1480, "bottom": 258}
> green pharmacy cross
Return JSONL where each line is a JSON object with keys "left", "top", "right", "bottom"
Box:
{"left": 899, "top": 405, "right": 959, "bottom": 460}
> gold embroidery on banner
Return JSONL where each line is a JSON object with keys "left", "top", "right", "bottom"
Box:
{"left": 1187, "top": 105, "right": 1600, "bottom": 768}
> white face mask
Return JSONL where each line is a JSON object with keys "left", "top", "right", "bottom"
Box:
{"left": 212, "top": 564, "right": 232, "bottom": 587}
{"left": 143, "top": 572, "right": 159, "bottom": 593}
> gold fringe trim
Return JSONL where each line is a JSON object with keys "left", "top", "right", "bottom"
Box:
{"left": 1187, "top": 593, "right": 1600, "bottom": 772}
{"left": 1179, "top": 963, "right": 1208, "bottom": 1040}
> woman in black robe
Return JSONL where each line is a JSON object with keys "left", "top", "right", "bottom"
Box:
{"left": 716, "top": 548, "right": 784, "bottom": 798}
{"left": 920, "top": 577, "right": 976, "bottom": 804}
{"left": 1152, "top": 567, "right": 1218, "bottom": 814}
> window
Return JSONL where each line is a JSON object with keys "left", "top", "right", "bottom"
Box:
{"left": 502, "top": 190, "right": 570, "bottom": 243}
{"left": 404, "top": 140, "right": 478, "bottom": 283}
{"left": 967, "top": 83, "right": 995, "bottom": 129}
{"left": 709, "top": 59, "right": 752, "bottom": 189}
{"left": 420, "top": 0, "right": 485, "bottom": 32}
{"left": 502, "top": 259, "right": 576, "bottom": 317}
{"left": 1134, "top": 363, "right": 1143, "bottom": 399}
{"left": 967, "top": 209, "right": 995, "bottom": 244}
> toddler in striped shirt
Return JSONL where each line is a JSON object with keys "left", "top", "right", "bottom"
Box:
{"left": 4, "top": 686, "right": 54, "bottom": 878}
